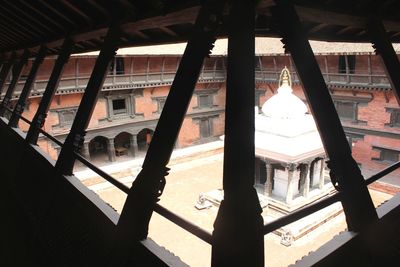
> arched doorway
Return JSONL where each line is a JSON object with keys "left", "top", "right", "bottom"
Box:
{"left": 137, "top": 128, "right": 154, "bottom": 152}
{"left": 89, "top": 136, "right": 108, "bottom": 162}
{"left": 114, "top": 132, "right": 132, "bottom": 158}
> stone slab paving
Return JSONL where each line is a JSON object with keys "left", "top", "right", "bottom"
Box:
{"left": 93, "top": 153, "right": 393, "bottom": 267}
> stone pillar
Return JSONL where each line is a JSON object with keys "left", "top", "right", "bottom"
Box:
{"left": 319, "top": 158, "right": 325, "bottom": 190}
{"left": 265, "top": 162, "right": 273, "bottom": 196}
{"left": 107, "top": 138, "right": 116, "bottom": 162}
{"left": 129, "top": 134, "right": 138, "bottom": 157}
{"left": 81, "top": 142, "right": 90, "bottom": 160}
{"left": 304, "top": 166, "right": 310, "bottom": 197}
{"left": 299, "top": 164, "right": 310, "bottom": 197}
{"left": 254, "top": 158, "right": 261, "bottom": 185}
{"left": 286, "top": 163, "right": 297, "bottom": 204}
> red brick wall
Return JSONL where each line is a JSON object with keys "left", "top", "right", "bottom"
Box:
{"left": 16, "top": 53, "right": 400, "bottom": 180}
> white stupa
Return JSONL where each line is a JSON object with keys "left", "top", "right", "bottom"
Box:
{"left": 255, "top": 67, "right": 324, "bottom": 163}
{"left": 254, "top": 67, "right": 331, "bottom": 209}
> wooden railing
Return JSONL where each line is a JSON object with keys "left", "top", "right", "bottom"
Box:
{"left": 6, "top": 105, "right": 400, "bottom": 246}
{"left": 254, "top": 70, "right": 390, "bottom": 88}
{"left": 5, "top": 69, "right": 391, "bottom": 99}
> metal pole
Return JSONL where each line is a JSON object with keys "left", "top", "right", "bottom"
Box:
{"left": 25, "top": 38, "right": 74, "bottom": 144}
{"left": 272, "top": 0, "right": 378, "bottom": 231}
{"left": 55, "top": 26, "right": 120, "bottom": 175}
{"left": 9, "top": 46, "right": 47, "bottom": 127}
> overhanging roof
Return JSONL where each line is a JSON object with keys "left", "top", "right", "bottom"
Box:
{"left": 1, "top": 0, "right": 400, "bottom": 57}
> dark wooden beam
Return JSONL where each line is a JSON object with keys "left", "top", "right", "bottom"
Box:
{"left": 0, "top": 11, "right": 37, "bottom": 39}
{"left": 160, "top": 26, "right": 178, "bottom": 37}
{"left": 0, "top": 49, "right": 30, "bottom": 116}
{"left": 114, "top": 0, "right": 226, "bottom": 260}
{"left": 272, "top": 0, "right": 378, "bottom": 232}
{"left": 336, "top": 25, "right": 357, "bottom": 35}
{"left": 0, "top": 52, "right": 16, "bottom": 95}
{"left": 212, "top": 1, "right": 263, "bottom": 266}
{"left": 0, "top": 5, "right": 45, "bottom": 37}
{"left": 3, "top": 1, "right": 58, "bottom": 35}
{"left": 9, "top": 46, "right": 46, "bottom": 127}
{"left": 309, "top": 23, "right": 328, "bottom": 33}
{"left": 19, "top": 1, "right": 66, "bottom": 31}
{"left": 37, "top": 0, "right": 77, "bottom": 27}
{"left": 56, "top": 26, "right": 120, "bottom": 174}
{"left": 368, "top": 18, "right": 400, "bottom": 105}
{"left": 60, "top": 0, "right": 93, "bottom": 25}
{"left": 26, "top": 38, "right": 74, "bottom": 145}
{"left": 86, "top": 0, "right": 110, "bottom": 20}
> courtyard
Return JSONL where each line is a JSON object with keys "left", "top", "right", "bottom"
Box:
{"left": 76, "top": 143, "right": 394, "bottom": 267}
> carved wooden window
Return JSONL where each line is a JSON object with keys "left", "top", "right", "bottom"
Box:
{"left": 109, "top": 57, "right": 125, "bottom": 75}
{"left": 112, "top": 99, "right": 127, "bottom": 115}
{"left": 194, "top": 89, "right": 218, "bottom": 109}
{"left": 386, "top": 108, "right": 400, "bottom": 127}
{"left": 372, "top": 146, "right": 400, "bottom": 164}
{"left": 53, "top": 107, "right": 78, "bottom": 127}
{"left": 335, "top": 101, "right": 355, "bottom": 120}
{"left": 152, "top": 96, "right": 167, "bottom": 114}
{"left": 338, "top": 55, "right": 356, "bottom": 74}
{"left": 198, "top": 95, "right": 212, "bottom": 108}
{"left": 106, "top": 93, "right": 135, "bottom": 120}
{"left": 200, "top": 118, "right": 211, "bottom": 138}
{"left": 158, "top": 98, "right": 166, "bottom": 112}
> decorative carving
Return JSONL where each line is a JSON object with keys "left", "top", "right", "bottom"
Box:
{"left": 280, "top": 230, "right": 294, "bottom": 246}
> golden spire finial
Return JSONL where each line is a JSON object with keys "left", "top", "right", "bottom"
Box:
{"left": 279, "top": 66, "right": 292, "bottom": 87}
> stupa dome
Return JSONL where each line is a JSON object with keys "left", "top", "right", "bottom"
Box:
{"left": 261, "top": 67, "right": 307, "bottom": 119}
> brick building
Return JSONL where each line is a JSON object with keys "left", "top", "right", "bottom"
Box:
{"left": 7, "top": 38, "right": 400, "bottom": 182}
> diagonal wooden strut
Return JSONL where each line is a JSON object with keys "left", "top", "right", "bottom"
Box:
{"left": 0, "top": 53, "right": 16, "bottom": 96}
{"left": 367, "top": 18, "right": 400, "bottom": 105}
{"left": 0, "top": 49, "right": 30, "bottom": 117}
{"left": 25, "top": 38, "right": 74, "bottom": 145}
{"left": 56, "top": 25, "right": 120, "bottom": 175}
{"left": 9, "top": 46, "right": 47, "bottom": 128}
{"left": 115, "top": 0, "right": 225, "bottom": 250}
{"left": 272, "top": 0, "right": 377, "bottom": 231}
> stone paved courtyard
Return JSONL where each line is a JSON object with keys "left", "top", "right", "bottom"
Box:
{"left": 80, "top": 152, "right": 394, "bottom": 267}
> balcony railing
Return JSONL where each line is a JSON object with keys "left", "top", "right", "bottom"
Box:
{"left": 5, "top": 69, "right": 391, "bottom": 99}
{"left": 254, "top": 70, "right": 390, "bottom": 88}
{"left": 8, "top": 69, "right": 227, "bottom": 98}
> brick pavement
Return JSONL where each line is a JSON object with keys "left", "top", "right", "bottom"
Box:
{"left": 92, "top": 153, "right": 393, "bottom": 267}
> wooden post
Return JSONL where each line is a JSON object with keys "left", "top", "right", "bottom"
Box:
{"left": 9, "top": 46, "right": 47, "bottom": 127}
{"left": 367, "top": 18, "right": 400, "bottom": 105}
{"left": 0, "top": 50, "right": 30, "bottom": 117}
{"left": 55, "top": 26, "right": 120, "bottom": 175}
{"left": 115, "top": 0, "right": 225, "bottom": 251}
{"left": 26, "top": 38, "right": 74, "bottom": 145}
{"left": 272, "top": 0, "right": 378, "bottom": 231}
{"left": 212, "top": 1, "right": 264, "bottom": 266}
{"left": 0, "top": 52, "right": 16, "bottom": 96}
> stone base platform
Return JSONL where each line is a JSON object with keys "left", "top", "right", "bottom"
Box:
{"left": 198, "top": 187, "right": 343, "bottom": 246}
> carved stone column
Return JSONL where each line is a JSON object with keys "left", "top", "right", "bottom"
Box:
{"left": 129, "top": 134, "right": 138, "bottom": 157}
{"left": 81, "top": 141, "right": 90, "bottom": 160}
{"left": 107, "top": 138, "right": 116, "bottom": 162}
{"left": 319, "top": 158, "right": 325, "bottom": 190}
{"left": 265, "top": 162, "right": 273, "bottom": 196}
{"left": 299, "top": 163, "right": 310, "bottom": 197}
{"left": 286, "top": 163, "right": 297, "bottom": 204}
